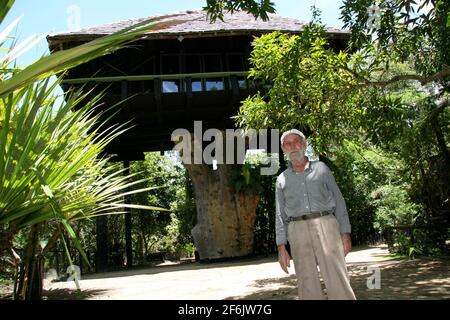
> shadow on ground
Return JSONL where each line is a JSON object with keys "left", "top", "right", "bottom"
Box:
{"left": 0, "top": 288, "right": 108, "bottom": 300}
{"left": 225, "top": 274, "right": 298, "bottom": 300}
{"left": 348, "top": 258, "right": 450, "bottom": 300}
{"left": 43, "top": 288, "right": 109, "bottom": 300}
{"left": 2, "top": 251, "right": 448, "bottom": 300}
{"left": 225, "top": 257, "right": 450, "bottom": 300}
{"left": 80, "top": 256, "right": 277, "bottom": 281}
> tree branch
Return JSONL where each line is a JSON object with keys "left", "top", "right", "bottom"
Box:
{"left": 353, "top": 65, "right": 450, "bottom": 88}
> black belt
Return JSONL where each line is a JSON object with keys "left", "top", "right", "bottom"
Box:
{"left": 288, "top": 211, "right": 332, "bottom": 222}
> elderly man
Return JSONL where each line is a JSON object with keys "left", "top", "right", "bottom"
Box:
{"left": 275, "top": 129, "right": 356, "bottom": 300}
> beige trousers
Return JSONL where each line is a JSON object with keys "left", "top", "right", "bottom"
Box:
{"left": 287, "top": 214, "right": 356, "bottom": 300}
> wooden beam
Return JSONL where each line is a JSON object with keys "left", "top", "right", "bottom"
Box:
{"left": 61, "top": 71, "right": 249, "bottom": 84}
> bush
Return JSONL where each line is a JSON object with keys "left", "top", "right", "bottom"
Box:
{"left": 371, "top": 184, "right": 421, "bottom": 254}
{"left": 371, "top": 185, "right": 421, "bottom": 230}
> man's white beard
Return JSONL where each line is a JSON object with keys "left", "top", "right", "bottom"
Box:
{"left": 288, "top": 148, "right": 306, "bottom": 163}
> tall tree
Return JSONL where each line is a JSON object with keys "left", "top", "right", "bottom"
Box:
{"left": 205, "top": 0, "right": 449, "bottom": 252}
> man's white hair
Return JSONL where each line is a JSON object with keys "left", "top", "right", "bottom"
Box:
{"left": 280, "top": 129, "right": 307, "bottom": 146}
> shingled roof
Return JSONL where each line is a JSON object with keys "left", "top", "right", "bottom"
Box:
{"left": 47, "top": 9, "right": 350, "bottom": 47}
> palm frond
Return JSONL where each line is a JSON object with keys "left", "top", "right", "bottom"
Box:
{"left": 0, "top": 0, "right": 15, "bottom": 25}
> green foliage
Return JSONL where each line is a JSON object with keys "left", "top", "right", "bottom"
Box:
{"left": 128, "top": 152, "right": 196, "bottom": 260}
{"left": 331, "top": 140, "right": 406, "bottom": 245}
{"left": 234, "top": 23, "right": 367, "bottom": 154}
{"left": 0, "top": 76, "right": 165, "bottom": 232}
{"left": 232, "top": 152, "right": 278, "bottom": 194}
{"left": 341, "top": 0, "right": 450, "bottom": 87}
{"left": 408, "top": 246, "right": 423, "bottom": 259}
{"left": 371, "top": 185, "right": 421, "bottom": 231}
{"left": 223, "top": 1, "right": 449, "bottom": 255}
{"left": 230, "top": 152, "right": 280, "bottom": 254}
{"left": 369, "top": 184, "right": 426, "bottom": 255}
{"left": 204, "top": 0, "right": 275, "bottom": 22}
{"left": 252, "top": 170, "right": 277, "bottom": 254}
{"left": 170, "top": 174, "right": 197, "bottom": 251}
{"left": 235, "top": 19, "right": 447, "bottom": 156}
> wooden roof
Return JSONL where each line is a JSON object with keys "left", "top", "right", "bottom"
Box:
{"left": 47, "top": 9, "right": 350, "bottom": 47}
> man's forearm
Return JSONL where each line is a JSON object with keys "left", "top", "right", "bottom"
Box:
{"left": 341, "top": 233, "right": 352, "bottom": 256}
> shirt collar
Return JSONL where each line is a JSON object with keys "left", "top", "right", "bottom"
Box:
{"left": 287, "top": 157, "right": 311, "bottom": 173}
{"left": 304, "top": 160, "right": 311, "bottom": 171}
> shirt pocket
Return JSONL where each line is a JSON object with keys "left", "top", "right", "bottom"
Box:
{"left": 306, "top": 178, "right": 331, "bottom": 204}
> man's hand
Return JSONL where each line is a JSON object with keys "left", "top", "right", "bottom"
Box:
{"left": 277, "top": 244, "right": 291, "bottom": 274}
{"left": 341, "top": 233, "right": 352, "bottom": 256}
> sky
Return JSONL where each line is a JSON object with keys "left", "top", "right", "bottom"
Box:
{"left": 3, "top": 0, "right": 345, "bottom": 66}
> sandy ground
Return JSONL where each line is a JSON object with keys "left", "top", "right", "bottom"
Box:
{"left": 39, "top": 244, "right": 450, "bottom": 300}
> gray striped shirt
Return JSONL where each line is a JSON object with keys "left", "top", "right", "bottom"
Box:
{"left": 275, "top": 160, "right": 351, "bottom": 245}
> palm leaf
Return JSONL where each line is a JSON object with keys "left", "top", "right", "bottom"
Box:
{"left": 1, "top": 6, "right": 171, "bottom": 290}
{"left": 0, "top": 0, "right": 15, "bottom": 25}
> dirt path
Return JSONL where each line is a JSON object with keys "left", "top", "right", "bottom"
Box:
{"left": 40, "top": 245, "right": 450, "bottom": 300}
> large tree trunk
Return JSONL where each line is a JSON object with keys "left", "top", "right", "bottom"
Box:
{"left": 431, "top": 99, "right": 450, "bottom": 173}
{"left": 0, "top": 224, "right": 16, "bottom": 260}
{"left": 184, "top": 163, "right": 259, "bottom": 260}
{"left": 16, "top": 224, "right": 43, "bottom": 300}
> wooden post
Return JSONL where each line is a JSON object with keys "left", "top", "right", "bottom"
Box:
{"left": 96, "top": 215, "right": 108, "bottom": 272}
{"left": 154, "top": 79, "right": 163, "bottom": 124}
{"left": 124, "top": 160, "right": 133, "bottom": 268}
